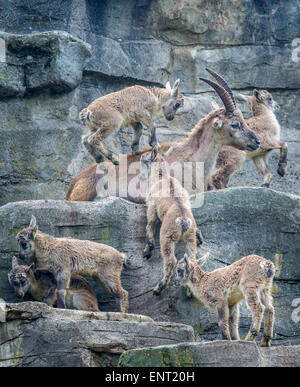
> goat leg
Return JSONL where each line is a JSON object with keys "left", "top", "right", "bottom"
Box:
{"left": 55, "top": 271, "right": 70, "bottom": 309}
{"left": 277, "top": 141, "right": 288, "bottom": 177}
{"left": 131, "top": 122, "right": 143, "bottom": 155}
{"left": 82, "top": 133, "right": 105, "bottom": 163}
{"left": 196, "top": 228, "right": 204, "bottom": 246}
{"left": 217, "top": 304, "right": 231, "bottom": 340}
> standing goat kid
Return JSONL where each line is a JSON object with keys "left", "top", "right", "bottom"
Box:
{"left": 80, "top": 80, "right": 183, "bottom": 165}
{"left": 141, "top": 150, "right": 202, "bottom": 295}
{"left": 16, "top": 216, "right": 129, "bottom": 313}
{"left": 175, "top": 253, "right": 275, "bottom": 347}
{"left": 8, "top": 256, "right": 99, "bottom": 311}
{"left": 212, "top": 89, "right": 287, "bottom": 189}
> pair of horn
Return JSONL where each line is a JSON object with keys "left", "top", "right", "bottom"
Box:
{"left": 200, "top": 68, "right": 236, "bottom": 113}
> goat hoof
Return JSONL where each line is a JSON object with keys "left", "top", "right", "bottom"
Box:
{"left": 153, "top": 287, "right": 161, "bottom": 296}
{"left": 260, "top": 339, "right": 271, "bottom": 347}
{"left": 261, "top": 183, "right": 270, "bottom": 188}
{"left": 143, "top": 252, "right": 152, "bottom": 260}
{"left": 95, "top": 155, "right": 105, "bottom": 163}
{"left": 153, "top": 282, "right": 164, "bottom": 295}
{"left": 277, "top": 165, "right": 286, "bottom": 177}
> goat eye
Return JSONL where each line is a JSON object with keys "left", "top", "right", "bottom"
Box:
{"left": 231, "top": 123, "right": 240, "bottom": 129}
{"left": 268, "top": 97, "right": 272, "bottom": 102}
{"left": 174, "top": 102, "right": 180, "bottom": 109}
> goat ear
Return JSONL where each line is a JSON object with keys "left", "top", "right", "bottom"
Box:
{"left": 253, "top": 89, "right": 261, "bottom": 101}
{"left": 165, "top": 81, "right": 171, "bottom": 91}
{"left": 210, "top": 99, "right": 220, "bottom": 110}
{"left": 29, "top": 215, "right": 37, "bottom": 229}
{"left": 25, "top": 263, "right": 34, "bottom": 273}
{"left": 29, "top": 215, "right": 38, "bottom": 237}
{"left": 183, "top": 253, "right": 189, "bottom": 267}
{"left": 12, "top": 256, "right": 19, "bottom": 268}
{"left": 197, "top": 252, "right": 210, "bottom": 267}
{"left": 162, "top": 146, "right": 173, "bottom": 159}
{"left": 171, "top": 79, "right": 180, "bottom": 97}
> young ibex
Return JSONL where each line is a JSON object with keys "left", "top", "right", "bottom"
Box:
{"left": 140, "top": 150, "right": 202, "bottom": 295}
{"left": 212, "top": 89, "right": 287, "bottom": 189}
{"left": 80, "top": 80, "right": 184, "bottom": 165}
{"left": 175, "top": 253, "right": 275, "bottom": 347}
{"left": 67, "top": 69, "right": 260, "bottom": 201}
{"left": 8, "top": 256, "right": 99, "bottom": 311}
{"left": 16, "top": 216, "right": 129, "bottom": 313}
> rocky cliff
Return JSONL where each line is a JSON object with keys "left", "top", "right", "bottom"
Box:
{"left": 1, "top": 188, "right": 299, "bottom": 347}
{"left": 0, "top": 0, "right": 300, "bottom": 367}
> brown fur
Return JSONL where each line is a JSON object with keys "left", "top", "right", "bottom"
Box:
{"left": 212, "top": 89, "right": 287, "bottom": 189}
{"left": 141, "top": 152, "right": 200, "bottom": 295}
{"left": 175, "top": 254, "right": 275, "bottom": 347}
{"left": 67, "top": 107, "right": 260, "bottom": 202}
{"left": 16, "top": 216, "right": 128, "bottom": 313}
{"left": 80, "top": 81, "right": 183, "bottom": 165}
{"left": 8, "top": 257, "right": 99, "bottom": 311}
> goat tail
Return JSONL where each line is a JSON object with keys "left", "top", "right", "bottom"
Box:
{"left": 79, "top": 108, "right": 91, "bottom": 124}
{"left": 175, "top": 217, "right": 193, "bottom": 233}
{"left": 261, "top": 260, "right": 275, "bottom": 279}
{"left": 122, "top": 253, "right": 142, "bottom": 270}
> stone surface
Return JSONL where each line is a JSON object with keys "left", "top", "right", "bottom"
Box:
{"left": 119, "top": 341, "right": 300, "bottom": 367}
{"left": 0, "top": 1, "right": 299, "bottom": 204}
{"left": 0, "top": 31, "right": 91, "bottom": 95}
{"left": 0, "top": 188, "right": 299, "bottom": 346}
{"left": 0, "top": 302, "right": 194, "bottom": 367}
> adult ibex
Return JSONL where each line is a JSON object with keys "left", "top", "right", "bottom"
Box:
{"left": 67, "top": 69, "right": 260, "bottom": 201}
{"left": 80, "top": 80, "right": 183, "bottom": 165}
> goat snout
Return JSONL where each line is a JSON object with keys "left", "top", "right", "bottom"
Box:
{"left": 15, "top": 290, "right": 23, "bottom": 298}
{"left": 166, "top": 114, "right": 174, "bottom": 121}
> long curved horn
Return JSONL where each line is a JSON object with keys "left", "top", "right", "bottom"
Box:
{"left": 205, "top": 68, "right": 236, "bottom": 108}
{"left": 199, "top": 78, "right": 236, "bottom": 113}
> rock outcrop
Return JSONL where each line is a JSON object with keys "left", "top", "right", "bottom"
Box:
{"left": 119, "top": 341, "right": 300, "bottom": 367}
{"left": 1, "top": 188, "right": 299, "bottom": 346}
{"left": 0, "top": 302, "right": 194, "bottom": 367}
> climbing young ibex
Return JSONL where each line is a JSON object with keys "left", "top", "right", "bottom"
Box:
{"left": 175, "top": 253, "right": 275, "bottom": 347}
{"left": 67, "top": 69, "right": 260, "bottom": 201}
{"left": 16, "top": 216, "right": 129, "bottom": 313}
{"left": 140, "top": 150, "right": 202, "bottom": 295}
{"left": 212, "top": 89, "right": 287, "bottom": 189}
{"left": 8, "top": 256, "right": 99, "bottom": 312}
{"left": 80, "top": 80, "right": 184, "bottom": 165}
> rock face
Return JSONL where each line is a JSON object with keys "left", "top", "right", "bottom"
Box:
{"left": 119, "top": 341, "right": 300, "bottom": 367}
{"left": 0, "top": 302, "right": 194, "bottom": 367}
{"left": 0, "top": 188, "right": 299, "bottom": 346}
{"left": 0, "top": 1, "right": 300, "bottom": 205}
